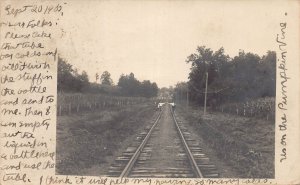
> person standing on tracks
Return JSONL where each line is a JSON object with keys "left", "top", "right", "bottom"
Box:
{"left": 157, "top": 102, "right": 164, "bottom": 111}
{"left": 170, "top": 102, "right": 176, "bottom": 113}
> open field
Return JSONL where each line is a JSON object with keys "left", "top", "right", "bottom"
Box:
{"left": 176, "top": 104, "right": 274, "bottom": 178}
{"left": 57, "top": 93, "right": 151, "bottom": 116}
{"left": 213, "top": 97, "right": 275, "bottom": 121}
{"left": 56, "top": 102, "right": 158, "bottom": 175}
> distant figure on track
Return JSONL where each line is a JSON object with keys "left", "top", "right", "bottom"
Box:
{"left": 170, "top": 102, "right": 176, "bottom": 113}
{"left": 157, "top": 102, "right": 164, "bottom": 111}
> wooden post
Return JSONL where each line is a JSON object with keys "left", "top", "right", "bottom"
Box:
{"left": 204, "top": 72, "right": 208, "bottom": 116}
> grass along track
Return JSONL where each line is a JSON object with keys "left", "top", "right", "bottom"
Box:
{"left": 175, "top": 104, "right": 274, "bottom": 178}
{"left": 56, "top": 103, "right": 158, "bottom": 175}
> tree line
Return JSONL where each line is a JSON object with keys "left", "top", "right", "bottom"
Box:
{"left": 57, "top": 57, "right": 158, "bottom": 98}
{"left": 174, "top": 46, "right": 276, "bottom": 107}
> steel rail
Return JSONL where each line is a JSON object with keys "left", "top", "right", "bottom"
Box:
{"left": 170, "top": 105, "right": 204, "bottom": 178}
{"left": 120, "top": 110, "right": 162, "bottom": 178}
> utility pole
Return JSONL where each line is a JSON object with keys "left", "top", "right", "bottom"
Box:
{"left": 187, "top": 90, "right": 189, "bottom": 107}
{"left": 204, "top": 72, "right": 208, "bottom": 116}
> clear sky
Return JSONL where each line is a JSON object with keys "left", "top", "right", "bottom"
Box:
{"left": 59, "top": 1, "right": 283, "bottom": 88}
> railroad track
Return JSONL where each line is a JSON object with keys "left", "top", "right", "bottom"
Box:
{"left": 107, "top": 104, "right": 219, "bottom": 178}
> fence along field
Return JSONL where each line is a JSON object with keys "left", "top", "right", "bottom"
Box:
{"left": 57, "top": 93, "right": 151, "bottom": 116}
{"left": 213, "top": 97, "right": 275, "bottom": 121}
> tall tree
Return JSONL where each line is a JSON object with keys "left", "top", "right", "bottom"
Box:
{"left": 57, "top": 57, "right": 90, "bottom": 92}
{"left": 118, "top": 73, "right": 158, "bottom": 97}
{"left": 185, "top": 46, "right": 276, "bottom": 106}
{"left": 57, "top": 57, "right": 74, "bottom": 92}
{"left": 100, "top": 71, "right": 113, "bottom": 85}
{"left": 118, "top": 73, "right": 140, "bottom": 96}
{"left": 186, "top": 46, "right": 228, "bottom": 105}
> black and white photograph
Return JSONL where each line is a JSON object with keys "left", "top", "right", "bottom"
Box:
{"left": 56, "top": 1, "right": 276, "bottom": 178}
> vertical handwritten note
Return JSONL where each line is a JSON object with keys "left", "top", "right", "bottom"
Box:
{"left": 0, "top": 2, "right": 64, "bottom": 184}
{"left": 276, "top": 20, "right": 288, "bottom": 163}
